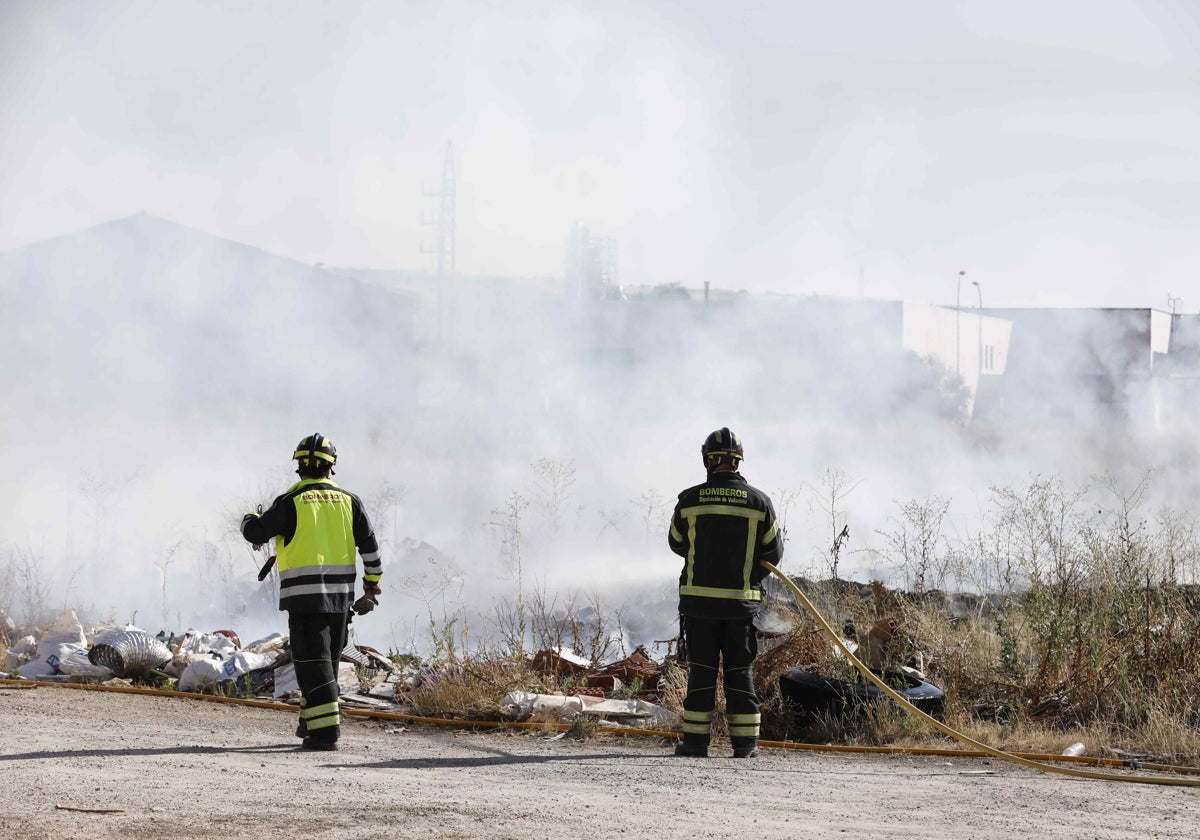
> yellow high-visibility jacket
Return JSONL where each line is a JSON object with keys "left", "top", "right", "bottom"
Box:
{"left": 243, "top": 478, "right": 381, "bottom": 614}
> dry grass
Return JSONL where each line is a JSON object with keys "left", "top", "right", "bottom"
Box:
{"left": 401, "top": 657, "right": 559, "bottom": 720}
{"left": 754, "top": 586, "right": 1200, "bottom": 763}
{"left": 295, "top": 564, "right": 1200, "bottom": 767}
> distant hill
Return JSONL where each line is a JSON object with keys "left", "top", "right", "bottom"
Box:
{"left": 0, "top": 214, "right": 419, "bottom": 424}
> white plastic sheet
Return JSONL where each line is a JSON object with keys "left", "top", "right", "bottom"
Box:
{"left": 502, "top": 691, "right": 680, "bottom": 727}
{"left": 502, "top": 691, "right": 586, "bottom": 718}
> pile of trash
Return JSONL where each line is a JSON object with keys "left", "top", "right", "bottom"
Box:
{"left": 530, "top": 645, "right": 665, "bottom": 699}
{"left": 502, "top": 646, "right": 680, "bottom": 730}
{"left": 1, "top": 610, "right": 682, "bottom": 728}
{"left": 0, "top": 609, "right": 402, "bottom": 709}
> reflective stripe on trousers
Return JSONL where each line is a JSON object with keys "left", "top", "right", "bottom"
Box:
{"left": 679, "top": 615, "right": 760, "bottom": 747}
{"left": 288, "top": 611, "right": 348, "bottom": 737}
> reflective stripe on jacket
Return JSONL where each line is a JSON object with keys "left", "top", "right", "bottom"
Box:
{"left": 242, "top": 478, "right": 381, "bottom": 614}
{"left": 668, "top": 470, "right": 783, "bottom": 620}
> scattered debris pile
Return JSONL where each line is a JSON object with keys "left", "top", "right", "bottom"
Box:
{"left": 756, "top": 616, "right": 947, "bottom": 728}
{"left": 0, "top": 609, "right": 405, "bottom": 711}
{"left": 1, "top": 607, "right": 950, "bottom": 735}
{"left": 5, "top": 610, "right": 107, "bottom": 680}
{"left": 507, "top": 645, "right": 678, "bottom": 728}
{"left": 530, "top": 645, "right": 664, "bottom": 699}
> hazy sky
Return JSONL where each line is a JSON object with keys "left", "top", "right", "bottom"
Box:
{"left": 2, "top": 0, "right": 1198, "bottom": 308}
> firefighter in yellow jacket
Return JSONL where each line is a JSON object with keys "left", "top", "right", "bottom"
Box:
{"left": 668, "top": 428, "right": 783, "bottom": 758}
{"left": 241, "top": 433, "right": 382, "bottom": 751}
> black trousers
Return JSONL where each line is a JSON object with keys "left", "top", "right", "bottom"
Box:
{"left": 680, "top": 615, "right": 760, "bottom": 749}
{"left": 288, "top": 611, "right": 348, "bottom": 742}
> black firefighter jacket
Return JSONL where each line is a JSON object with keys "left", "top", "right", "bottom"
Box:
{"left": 668, "top": 469, "right": 784, "bottom": 621}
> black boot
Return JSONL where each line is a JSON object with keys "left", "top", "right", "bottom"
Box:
{"left": 731, "top": 738, "right": 758, "bottom": 758}
{"left": 301, "top": 724, "right": 339, "bottom": 751}
{"left": 301, "top": 737, "right": 339, "bottom": 751}
{"left": 673, "top": 739, "right": 709, "bottom": 758}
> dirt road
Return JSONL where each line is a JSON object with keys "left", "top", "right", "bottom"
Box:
{"left": 2, "top": 684, "right": 1197, "bottom": 839}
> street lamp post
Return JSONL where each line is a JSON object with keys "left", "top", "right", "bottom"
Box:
{"left": 955, "top": 270, "right": 966, "bottom": 378}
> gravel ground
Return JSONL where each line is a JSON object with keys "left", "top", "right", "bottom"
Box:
{"left": 2, "top": 684, "right": 1199, "bottom": 839}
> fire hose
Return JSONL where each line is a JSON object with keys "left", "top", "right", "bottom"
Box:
{"left": 761, "top": 561, "right": 1200, "bottom": 787}
{"left": 4, "top": 565, "right": 1196, "bottom": 785}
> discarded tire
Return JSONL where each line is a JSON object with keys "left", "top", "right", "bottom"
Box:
{"left": 779, "top": 665, "right": 946, "bottom": 723}
{"left": 88, "top": 629, "right": 172, "bottom": 679}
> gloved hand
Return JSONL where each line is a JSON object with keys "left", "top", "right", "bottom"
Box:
{"left": 352, "top": 593, "right": 378, "bottom": 616}
{"left": 241, "top": 512, "right": 262, "bottom": 549}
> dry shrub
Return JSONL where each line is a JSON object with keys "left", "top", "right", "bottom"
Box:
{"left": 823, "top": 475, "right": 1200, "bottom": 762}
{"left": 654, "top": 659, "right": 688, "bottom": 714}
{"left": 900, "top": 608, "right": 1012, "bottom": 722}
{"left": 808, "top": 699, "right": 929, "bottom": 747}
{"left": 1119, "top": 703, "right": 1200, "bottom": 762}
{"left": 403, "top": 657, "right": 556, "bottom": 720}
{"left": 755, "top": 615, "right": 850, "bottom": 741}
{"left": 409, "top": 475, "right": 1200, "bottom": 761}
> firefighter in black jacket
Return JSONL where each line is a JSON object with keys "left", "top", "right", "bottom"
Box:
{"left": 668, "top": 428, "right": 783, "bottom": 758}
{"left": 241, "top": 433, "right": 382, "bottom": 751}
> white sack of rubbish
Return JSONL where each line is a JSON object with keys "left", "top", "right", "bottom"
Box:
{"left": 178, "top": 657, "right": 227, "bottom": 691}
{"left": 218, "top": 651, "right": 276, "bottom": 681}
{"left": 16, "top": 656, "right": 58, "bottom": 678}
{"left": 56, "top": 645, "right": 114, "bottom": 679}
{"left": 164, "top": 649, "right": 236, "bottom": 679}
{"left": 33, "top": 610, "right": 88, "bottom": 667}
{"left": 178, "top": 651, "right": 278, "bottom": 691}
{"left": 175, "top": 630, "right": 239, "bottom": 657}
{"left": 15, "top": 612, "right": 83, "bottom": 677}
{"left": 4, "top": 635, "right": 37, "bottom": 672}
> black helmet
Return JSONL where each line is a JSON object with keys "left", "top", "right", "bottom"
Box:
{"left": 293, "top": 433, "right": 337, "bottom": 472}
{"left": 701, "top": 427, "right": 744, "bottom": 464}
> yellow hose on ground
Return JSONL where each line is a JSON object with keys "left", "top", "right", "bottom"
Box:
{"left": 0, "top": 678, "right": 577, "bottom": 732}
{"left": 6, "top": 675, "right": 1196, "bottom": 773}
{"left": 10, "top": 672, "right": 1196, "bottom": 773}
{"left": 762, "top": 561, "right": 1200, "bottom": 787}
{"left": 5, "top": 593, "right": 1199, "bottom": 788}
